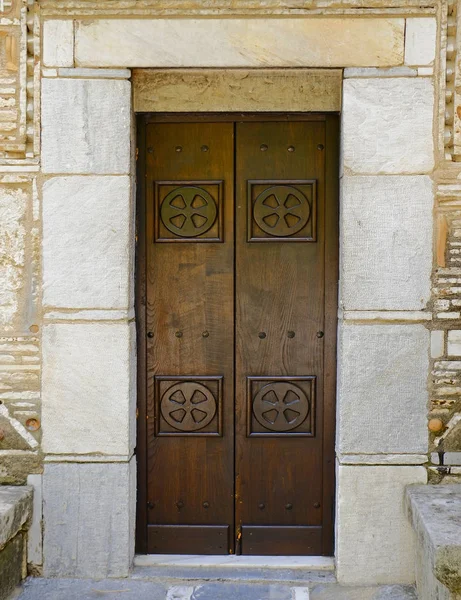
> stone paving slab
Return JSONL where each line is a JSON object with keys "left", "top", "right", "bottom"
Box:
{"left": 131, "top": 565, "right": 336, "bottom": 584}
{"left": 11, "top": 578, "right": 418, "bottom": 600}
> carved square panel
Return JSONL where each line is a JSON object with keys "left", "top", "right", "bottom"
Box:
{"left": 154, "top": 181, "right": 223, "bottom": 242}
{"left": 155, "top": 376, "right": 223, "bottom": 436}
{"left": 247, "top": 376, "right": 316, "bottom": 437}
{"left": 247, "top": 180, "right": 316, "bottom": 242}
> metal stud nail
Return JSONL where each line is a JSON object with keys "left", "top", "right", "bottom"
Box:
{"left": 203, "top": 501, "right": 210, "bottom": 508}
{"left": 258, "top": 332, "right": 266, "bottom": 339}
{"left": 260, "top": 144, "right": 268, "bottom": 151}
{"left": 147, "top": 147, "right": 154, "bottom": 154}
{"left": 317, "top": 144, "right": 325, "bottom": 151}
{"left": 147, "top": 501, "right": 154, "bottom": 509}
{"left": 285, "top": 503, "right": 293, "bottom": 510}
{"left": 147, "top": 331, "right": 154, "bottom": 338}
{"left": 175, "top": 331, "right": 183, "bottom": 338}
{"left": 258, "top": 503, "right": 265, "bottom": 510}
{"left": 175, "top": 146, "right": 183, "bottom": 152}
{"left": 288, "top": 146, "right": 295, "bottom": 152}
{"left": 287, "top": 331, "right": 295, "bottom": 338}
{"left": 314, "top": 502, "right": 321, "bottom": 509}
{"left": 202, "top": 331, "right": 209, "bottom": 338}
{"left": 201, "top": 145, "right": 209, "bottom": 152}
{"left": 176, "top": 501, "right": 184, "bottom": 509}
{"left": 316, "top": 331, "right": 324, "bottom": 338}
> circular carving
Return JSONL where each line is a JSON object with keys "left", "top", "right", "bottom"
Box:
{"left": 161, "top": 381, "right": 217, "bottom": 432}
{"left": 254, "top": 186, "right": 310, "bottom": 237}
{"left": 161, "top": 186, "right": 217, "bottom": 238}
{"left": 252, "top": 382, "right": 309, "bottom": 432}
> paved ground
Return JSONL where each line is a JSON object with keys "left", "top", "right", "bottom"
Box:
{"left": 11, "top": 578, "right": 418, "bottom": 600}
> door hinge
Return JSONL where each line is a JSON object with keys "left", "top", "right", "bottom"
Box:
{"left": 135, "top": 147, "right": 139, "bottom": 161}
{"left": 136, "top": 408, "right": 139, "bottom": 419}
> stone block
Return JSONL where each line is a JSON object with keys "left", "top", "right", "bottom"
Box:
{"left": 26, "top": 474, "right": 42, "bottom": 567}
{"left": 0, "top": 185, "right": 28, "bottom": 331}
{"left": 336, "top": 465, "right": 427, "bottom": 585}
{"left": 0, "top": 486, "right": 32, "bottom": 549}
{"left": 0, "top": 533, "right": 24, "bottom": 600}
{"left": 447, "top": 330, "right": 461, "bottom": 357}
{"left": 43, "top": 459, "right": 136, "bottom": 578}
{"left": 342, "top": 78, "right": 434, "bottom": 174}
{"left": 43, "top": 20, "right": 74, "bottom": 68}
{"left": 42, "top": 322, "right": 136, "bottom": 456}
{"left": 405, "top": 18, "right": 437, "bottom": 66}
{"left": 337, "top": 324, "right": 429, "bottom": 454}
{"left": 406, "top": 485, "right": 461, "bottom": 599}
{"left": 75, "top": 18, "right": 404, "bottom": 68}
{"left": 431, "top": 331, "right": 445, "bottom": 359}
{"left": 41, "top": 78, "right": 131, "bottom": 174}
{"left": 42, "top": 176, "right": 132, "bottom": 310}
{"left": 133, "top": 69, "right": 342, "bottom": 112}
{"left": 341, "top": 176, "right": 433, "bottom": 310}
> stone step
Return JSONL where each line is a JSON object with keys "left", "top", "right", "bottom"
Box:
{"left": 132, "top": 564, "right": 336, "bottom": 585}
{"left": 132, "top": 555, "right": 336, "bottom": 585}
{"left": 12, "top": 577, "right": 418, "bottom": 600}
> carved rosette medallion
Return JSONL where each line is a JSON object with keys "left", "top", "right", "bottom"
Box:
{"left": 248, "top": 180, "right": 316, "bottom": 242}
{"left": 161, "top": 381, "right": 217, "bottom": 432}
{"left": 155, "top": 376, "right": 222, "bottom": 436}
{"left": 253, "top": 186, "right": 310, "bottom": 237}
{"left": 247, "top": 377, "right": 315, "bottom": 436}
{"left": 160, "top": 186, "right": 217, "bottom": 238}
{"left": 155, "top": 181, "right": 223, "bottom": 242}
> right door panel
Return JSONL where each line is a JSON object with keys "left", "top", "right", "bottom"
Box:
{"left": 235, "top": 121, "right": 328, "bottom": 555}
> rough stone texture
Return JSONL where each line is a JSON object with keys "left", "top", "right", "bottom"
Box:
{"left": 448, "top": 331, "right": 461, "bottom": 356}
{"left": 342, "top": 78, "right": 434, "bottom": 174}
{"left": 42, "top": 176, "right": 132, "bottom": 309}
{"left": 406, "top": 485, "right": 461, "bottom": 598}
{"left": 27, "top": 474, "right": 42, "bottom": 567}
{"left": 133, "top": 69, "right": 342, "bottom": 112}
{"left": 341, "top": 176, "right": 433, "bottom": 310}
{"left": 39, "top": 0, "right": 439, "bottom": 15}
{"left": 404, "top": 18, "right": 437, "bottom": 66}
{"left": 0, "top": 485, "right": 32, "bottom": 549}
{"left": 0, "top": 185, "right": 29, "bottom": 329}
{"left": 0, "top": 1, "right": 40, "bottom": 161}
{"left": 41, "top": 78, "right": 131, "bottom": 174}
{"left": 431, "top": 331, "right": 445, "bottom": 359}
{"left": 42, "top": 20, "right": 74, "bottom": 68}
{"left": 75, "top": 18, "right": 404, "bottom": 68}
{"left": 42, "top": 322, "right": 136, "bottom": 455}
{"left": 39, "top": 0, "right": 438, "bottom": 15}
{"left": 0, "top": 532, "right": 25, "bottom": 600}
{"left": 43, "top": 459, "right": 136, "bottom": 578}
{"left": 337, "top": 324, "right": 429, "bottom": 455}
{"left": 336, "top": 465, "right": 427, "bottom": 585}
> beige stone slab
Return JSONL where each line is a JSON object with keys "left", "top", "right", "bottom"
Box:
{"left": 336, "top": 465, "right": 427, "bottom": 584}
{"left": 43, "top": 20, "right": 74, "bottom": 68}
{"left": 75, "top": 18, "right": 404, "bottom": 68}
{"left": 133, "top": 69, "right": 342, "bottom": 113}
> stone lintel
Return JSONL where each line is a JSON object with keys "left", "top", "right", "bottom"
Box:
{"left": 133, "top": 68, "right": 342, "bottom": 113}
{"left": 75, "top": 18, "right": 404, "bottom": 69}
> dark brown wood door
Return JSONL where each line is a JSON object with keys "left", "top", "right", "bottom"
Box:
{"left": 140, "top": 116, "right": 338, "bottom": 556}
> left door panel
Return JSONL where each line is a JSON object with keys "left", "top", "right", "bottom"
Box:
{"left": 145, "top": 123, "right": 235, "bottom": 554}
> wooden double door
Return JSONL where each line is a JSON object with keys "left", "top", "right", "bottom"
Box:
{"left": 137, "top": 115, "right": 338, "bottom": 556}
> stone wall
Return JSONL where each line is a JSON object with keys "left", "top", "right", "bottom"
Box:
{"left": 0, "top": 0, "right": 461, "bottom": 585}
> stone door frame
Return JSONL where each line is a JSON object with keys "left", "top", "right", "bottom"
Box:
{"left": 40, "top": 40, "right": 433, "bottom": 583}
